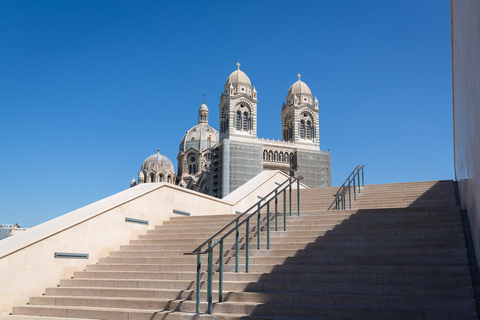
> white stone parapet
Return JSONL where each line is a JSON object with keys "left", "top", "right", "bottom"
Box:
{"left": 259, "top": 138, "right": 295, "bottom": 146}
{"left": 0, "top": 170, "right": 296, "bottom": 315}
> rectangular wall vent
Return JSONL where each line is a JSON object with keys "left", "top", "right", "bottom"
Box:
{"left": 54, "top": 252, "right": 89, "bottom": 259}
{"left": 173, "top": 209, "right": 190, "bottom": 216}
{"left": 125, "top": 217, "right": 149, "bottom": 225}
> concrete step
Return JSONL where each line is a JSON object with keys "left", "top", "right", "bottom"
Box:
{"left": 152, "top": 219, "right": 464, "bottom": 233}
{"left": 26, "top": 291, "right": 477, "bottom": 313}
{"left": 138, "top": 223, "right": 467, "bottom": 239}
{"left": 15, "top": 295, "right": 477, "bottom": 318}
{"left": 109, "top": 246, "right": 467, "bottom": 259}
{"left": 72, "top": 270, "right": 473, "bottom": 286}
{"left": 10, "top": 304, "right": 478, "bottom": 320}
{"left": 97, "top": 255, "right": 469, "bottom": 266}
{"left": 46, "top": 279, "right": 474, "bottom": 299}
{"left": 130, "top": 232, "right": 467, "bottom": 247}
{"left": 85, "top": 262, "right": 471, "bottom": 276}
{"left": 121, "top": 239, "right": 466, "bottom": 252}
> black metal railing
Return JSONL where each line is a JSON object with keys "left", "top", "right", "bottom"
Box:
{"left": 184, "top": 175, "right": 303, "bottom": 313}
{"left": 330, "top": 165, "right": 365, "bottom": 210}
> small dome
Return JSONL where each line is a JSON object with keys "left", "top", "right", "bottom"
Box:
{"left": 130, "top": 177, "right": 137, "bottom": 188}
{"left": 199, "top": 101, "right": 209, "bottom": 112}
{"left": 287, "top": 79, "right": 312, "bottom": 97}
{"left": 141, "top": 150, "right": 175, "bottom": 174}
{"left": 225, "top": 62, "right": 251, "bottom": 87}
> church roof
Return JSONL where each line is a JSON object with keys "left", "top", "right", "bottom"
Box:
{"left": 287, "top": 74, "right": 312, "bottom": 97}
{"left": 225, "top": 62, "right": 251, "bottom": 87}
{"left": 140, "top": 150, "right": 175, "bottom": 174}
{"left": 179, "top": 123, "right": 218, "bottom": 152}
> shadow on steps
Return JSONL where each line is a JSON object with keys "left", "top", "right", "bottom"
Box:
{"left": 213, "top": 180, "right": 477, "bottom": 320}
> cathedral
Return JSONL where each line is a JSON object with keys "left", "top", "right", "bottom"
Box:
{"left": 131, "top": 63, "right": 332, "bottom": 198}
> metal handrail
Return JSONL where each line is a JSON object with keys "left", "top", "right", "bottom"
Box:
{"left": 329, "top": 165, "right": 365, "bottom": 210}
{"left": 184, "top": 175, "right": 304, "bottom": 313}
{"left": 187, "top": 178, "right": 291, "bottom": 255}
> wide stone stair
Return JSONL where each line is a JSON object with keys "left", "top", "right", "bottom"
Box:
{"left": 2, "top": 180, "right": 478, "bottom": 319}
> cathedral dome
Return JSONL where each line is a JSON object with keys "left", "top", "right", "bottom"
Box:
{"left": 179, "top": 123, "right": 218, "bottom": 152}
{"left": 287, "top": 79, "right": 312, "bottom": 97}
{"left": 140, "top": 150, "right": 175, "bottom": 174}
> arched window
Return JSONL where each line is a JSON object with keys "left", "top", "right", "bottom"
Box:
{"left": 167, "top": 176, "right": 171, "bottom": 183}
{"left": 243, "top": 112, "right": 248, "bottom": 131}
{"left": 274, "top": 151, "right": 278, "bottom": 162}
{"left": 300, "top": 121, "right": 305, "bottom": 139}
{"left": 150, "top": 174, "right": 155, "bottom": 183}
{"left": 279, "top": 152, "right": 283, "bottom": 162}
{"left": 193, "top": 164, "right": 197, "bottom": 174}
{"left": 263, "top": 150, "right": 267, "bottom": 161}
{"left": 159, "top": 174, "right": 164, "bottom": 182}
{"left": 290, "top": 153, "right": 294, "bottom": 164}
{"left": 236, "top": 111, "right": 241, "bottom": 131}
{"left": 268, "top": 150, "right": 273, "bottom": 161}
{"left": 189, "top": 165, "right": 192, "bottom": 174}
{"left": 306, "top": 121, "right": 312, "bottom": 140}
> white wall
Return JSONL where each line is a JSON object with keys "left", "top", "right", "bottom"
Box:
{"left": 0, "top": 170, "right": 296, "bottom": 315}
{"left": 452, "top": 0, "right": 480, "bottom": 269}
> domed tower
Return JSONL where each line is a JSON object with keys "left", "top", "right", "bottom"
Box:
{"left": 177, "top": 100, "right": 219, "bottom": 193}
{"left": 133, "top": 149, "right": 176, "bottom": 186}
{"left": 218, "top": 62, "right": 258, "bottom": 141}
{"left": 281, "top": 74, "right": 320, "bottom": 147}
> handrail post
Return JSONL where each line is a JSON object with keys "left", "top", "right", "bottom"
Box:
{"left": 297, "top": 178, "right": 300, "bottom": 216}
{"left": 257, "top": 204, "right": 261, "bottom": 250}
{"left": 245, "top": 219, "right": 249, "bottom": 273}
{"left": 275, "top": 190, "right": 278, "bottom": 231}
{"left": 283, "top": 189, "right": 286, "bottom": 231}
{"left": 289, "top": 183, "right": 292, "bottom": 216}
{"left": 207, "top": 241, "right": 213, "bottom": 314}
{"left": 267, "top": 202, "right": 270, "bottom": 250}
{"left": 362, "top": 166, "right": 364, "bottom": 186}
{"left": 348, "top": 183, "right": 351, "bottom": 209}
{"left": 358, "top": 173, "right": 361, "bottom": 193}
{"left": 235, "top": 220, "right": 239, "bottom": 273}
{"left": 219, "top": 240, "right": 223, "bottom": 302}
{"left": 353, "top": 178, "right": 356, "bottom": 201}
{"left": 196, "top": 254, "right": 201, "bottom": 313}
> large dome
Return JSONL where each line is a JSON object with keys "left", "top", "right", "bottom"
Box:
{"left": 179, "top": 123, "right": 219, "bottom": 152}
{"left": 287, "top": 79, "right": 312, "bottom": 97}
{"left": 140, "top": 150, "right": 175, "bottom": 174}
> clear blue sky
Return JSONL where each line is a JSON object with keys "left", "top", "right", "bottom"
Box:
{"left": 0, "top": 1, "right": 453, "bottom": 227}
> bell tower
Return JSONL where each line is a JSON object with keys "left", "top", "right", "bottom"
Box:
{"left": 281, "top": 74, "right": 320, "bottom": 148}
{"left": 218, "top": 63, "right": 258, "bottom": 141}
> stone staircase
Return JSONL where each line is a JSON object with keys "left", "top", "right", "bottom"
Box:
{"left": 2, "top": 180, "right": 478, "bottom": 319}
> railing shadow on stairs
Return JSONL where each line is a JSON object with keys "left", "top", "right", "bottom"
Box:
{"left": 164, "top": 177, "right": 477, "bottom": 319}
{"left": 231, "top": 180, "right": 476, "bottom": 319}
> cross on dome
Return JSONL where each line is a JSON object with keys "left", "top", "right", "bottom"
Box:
{"left": 297, "top": 73, "right": 301, "bottom": 81}
{"left": 236, "top": 62, "right": 241, "bottom": 70}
